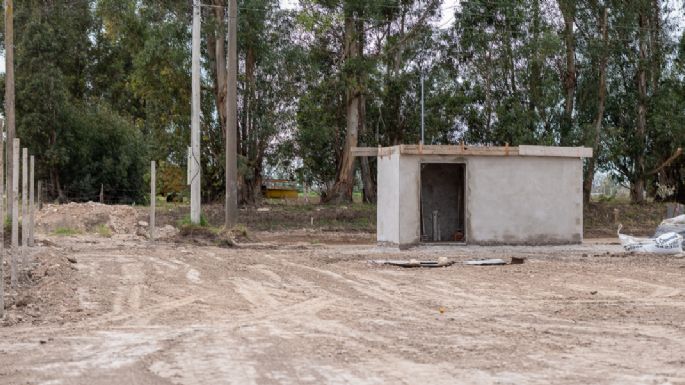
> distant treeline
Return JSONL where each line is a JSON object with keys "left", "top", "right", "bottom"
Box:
{"left": 0, "top": 0, "right": 683, "bottom": 204}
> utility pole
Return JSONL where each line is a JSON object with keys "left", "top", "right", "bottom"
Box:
{"left": 5, "top": 0, "right": 15, "bottom": 220}
{"left": 225, "top": 0, "right": 238, "bottom": 228}
{"left": 190, "top": 0, "right": 202, "bottom": 224}
{"left": 0, "top": 119, "right": 5, "bottom": 319}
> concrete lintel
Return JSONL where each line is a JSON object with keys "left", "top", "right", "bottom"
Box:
{"left": 354, "top": 145, "right": 592, "bottom": 158}
{"left": 518, "top": 145, "right": 593, "bottom": 158}
{"left": 399, "top": 144, "right": 517, "bottom": 156}
{"left": 351, "top": 147, "right": 397, "bottom": 157}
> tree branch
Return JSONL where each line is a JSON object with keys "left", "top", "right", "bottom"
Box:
{"left": 376, "top": 0, "right": 440, "bottom": 59}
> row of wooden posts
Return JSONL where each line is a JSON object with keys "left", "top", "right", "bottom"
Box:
{"left": 0, "top": 139, "right": 39, "bottom": 319}
{"left": 0, "top": 156, "right": 156, "bottom": 319}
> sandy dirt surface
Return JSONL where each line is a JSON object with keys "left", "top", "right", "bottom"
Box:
{"left": 1, "top": 232, "right": 685, "bottom": 385}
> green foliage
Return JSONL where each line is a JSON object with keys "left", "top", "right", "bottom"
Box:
{"left": 296, "top": 82, "right": 345, "bottom": 188}
{"left": 53, "top": 227, "right": 82, "bottom": 236}
{"left": 157, "top": 161, "right": 186, "bottom": 197}
{"left": 178, "top": 214, "right": 209, "bottom": 228}
{"left": 95, "top": 224, "right": 113, "bottom": 238}
{"left": 1, "top": 0, "right": 684, "bottom": 206}
{"left": 59, "top": 103, "right": 148, "bottom": 202}
{"left": 5, "top": 0, "right": 150, "bottom": 203}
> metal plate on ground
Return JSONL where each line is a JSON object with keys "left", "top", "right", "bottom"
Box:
{"left": 370, "top": 260, "right": 455, "bottom": 268}
{"left": 463, "top": 259, "right": 507, "bottom": 266}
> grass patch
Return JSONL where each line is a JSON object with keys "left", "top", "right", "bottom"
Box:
{"left": 177, "top": 214, "right": 209, "bottom": 228}
{"left": 230, "top": 224, "right": 249, "bottom": 238}
{"left": 95, "top": 224, "right": 112, "bottom": 238}
{"left": 584, "top": 201, "right": 668, "bottom": 237}
{"left": 176, "top": 223, "right": 237, "bottom": 248}
{"left": 53, "top": 227, "right": 82, "bottom": 236}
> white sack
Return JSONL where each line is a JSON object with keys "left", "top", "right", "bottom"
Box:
{"left": 618, "top": 225, "right": 683, "bottom": 254}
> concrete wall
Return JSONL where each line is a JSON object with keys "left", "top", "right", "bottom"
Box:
{"left": 376, "top": 151, "right": 400, "bottom": 244}
{"left": 398, "top": 154, "right": 422, "bottom": 246}
{"left": 378, "top": 153, "right": 584, "bottom": 247}
{"left": 467, "top": 156, "right": 583, "bottom": 244}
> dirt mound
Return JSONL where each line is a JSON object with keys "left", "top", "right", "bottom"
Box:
{"left": 2, "top": 249, "right": 81, "bottom": 326}
{"left": 174, "top": 225, "right": 240, "bottom": 247}
{"left": 36, "top": 202, "right": 139, "bottom": 235}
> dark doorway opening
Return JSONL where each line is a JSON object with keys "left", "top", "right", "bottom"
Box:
{"left": 420, "top": 163, "right": 466, "bottom": 243}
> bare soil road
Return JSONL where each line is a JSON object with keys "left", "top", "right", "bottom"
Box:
{"left": 1, "top": 232, "right": 685, "bottom": 385}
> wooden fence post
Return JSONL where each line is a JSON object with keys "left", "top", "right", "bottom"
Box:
{"left": 0, "top": 119, "right": 5, "bottom": 318}
{"left": 21, "top": 148, "right": 27, "bottom": 268}
{"left": 150, "top": 161, "right": 156, "bottom": 242}
{"left": 29, "top": 155, "right": 34, "bottom": 247}
{"left": 10, "top": 139, "right": 19, "bottom": 288}
{"left": 37, "top": 180, "right": 42, "bottom": 210}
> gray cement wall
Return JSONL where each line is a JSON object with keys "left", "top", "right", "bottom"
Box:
{"left": 376, "top": 152, "right": 400, "bottom": 244}
{"left": 466, "top": 156, "right": 583, "bottom": 245}
{"left": 378, "top": 153, "right": 584, "bottom": 247}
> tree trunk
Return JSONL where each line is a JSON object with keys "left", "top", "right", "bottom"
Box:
{"left": 209, "top": 0, "right": 227, "bottom": 139}
{"left": 650, "top": 0, "right": 661, "bottom": 93}
{"left": 5, "top": 0, "right": 15, "bottom": 217}
{"left": 559, "top": 0, "right": 576, "bottom": 145}
{"left": 359, "top": 91, "right": 375, "bottom": 203}
{"left": 326, "top": 12, "right": 361, "bottom": 203}
{"left": 356, "top": 17, "right": 375, "bottom": 203}
{"left": 528, "top": 0, "right": 541, "bottom": 113}
{"left": 583, "top": 7, "right": 609, "bottom": 204}
{"left": 239, "top": 46, "right": 257, "bottom": 204}
{"left": 633, "top": 12, "right": 649, "bottom": 203}
{"left": 484, "top": 47, "right": 493, "bottom": 134}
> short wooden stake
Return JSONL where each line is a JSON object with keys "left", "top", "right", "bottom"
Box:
{"left": 187, "top": 146, "right": 192, "bottom": 186}
{"left": 10, "top": 139, "right": 19, "bottom": 288}
{"left": 29, "top": 155, "right": 35, "bottom": 247}
{"left": 100, "top": 183, "right": 104, "bottom": 204}
{"left": 37, "top": 180, "right": 42, "bottom": 210}
{"left": 150, "top": 161, "right": 156, "bottom": 242}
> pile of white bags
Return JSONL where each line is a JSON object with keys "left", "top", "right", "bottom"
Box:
{"left": 618, "top": 225, "right": 683, "bottom": 254}
{"left": 654, "top": 214, "right": 685, "bottom": 238}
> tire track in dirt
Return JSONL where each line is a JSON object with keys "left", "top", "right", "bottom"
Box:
{"left": 4, "top": 238, "right": 685, "bottom": 385}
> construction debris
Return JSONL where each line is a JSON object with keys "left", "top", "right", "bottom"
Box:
{"left": 370, "top": 257, "right": 454, "bottom": 268}
{"left": 654, "top": 214, "right": 685, "bottom": 245}
{"left": 618, "top": 225, "right": 683, "bottom": 254}
{"left": 37, "top": 202, "right": 139, "bottom": 235}
{"left": 510, "top": 257, "right": 526, "bottom": 264}
{"left": 463, "top": 258, "right": 507, "bottom": 266}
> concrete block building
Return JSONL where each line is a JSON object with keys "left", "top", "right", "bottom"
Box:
{"left": 353, "top": 145, "right": 593, "bottom": 248}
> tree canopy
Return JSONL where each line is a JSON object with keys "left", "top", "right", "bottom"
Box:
{"left": 1, "top": 0, "right": 684, "bottom": 204}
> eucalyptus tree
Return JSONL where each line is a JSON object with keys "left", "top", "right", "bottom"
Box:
{"left": 295, "top": 0, "right": 441, "bottom": 202}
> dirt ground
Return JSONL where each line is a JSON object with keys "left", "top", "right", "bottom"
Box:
{"left": 1, "top": 205, "right": 685, "bottom": 384}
